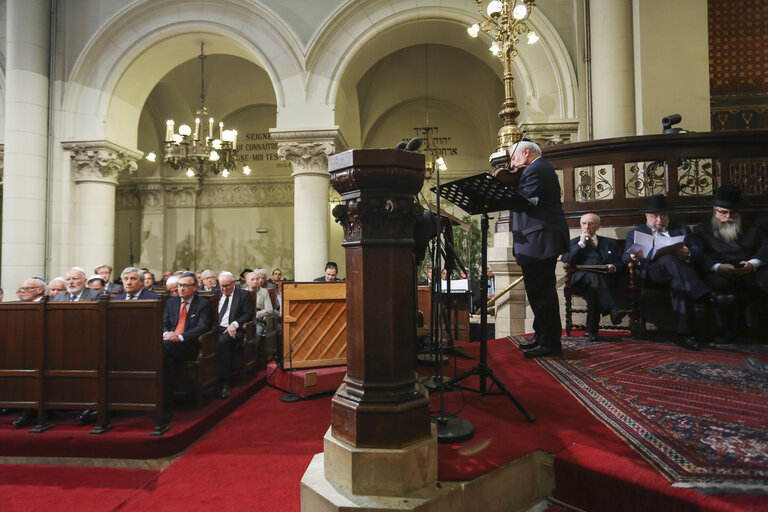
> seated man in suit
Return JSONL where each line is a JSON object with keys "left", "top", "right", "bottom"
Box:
{"left": 562, "top": 213, "right": 626, "bottom": 341}
{"left": 162, "top": 272, "right": 212, "bottom": 422}
{"left": 86, "top": 275, "right": 106, "bottom": 294}
{"left": 314, "top": 262, "right": 338, "bottom": 282}
{"left": 690, "top": 186, "right": 768, "bottom": 343}
{"left": 216, "top": 272, "right": 254, "bottom": 399}
{"left": 246, "top": 269, "right": 275, "bottom": 336}
{"left": 622, "top": 194, "right": 734, "bottom": 351}
{"left": 47, "top": 277, "right": 66, "bottom": 298}
{"left": 18, "top": 278, "right": 47, "bottom": 302}
{"left": 113, "top": 267, "right": 159, "bottom": 300}
{"left": 51, "top": 267, "right": 101, "bottom": 302}
{"left": 198, "top": 269, "right": 220, "bottom": 292}
{"left": 95, "top": 264, "right": 123, "bottom": 295}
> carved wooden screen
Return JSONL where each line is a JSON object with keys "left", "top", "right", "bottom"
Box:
{"left": 282, "top": 282, "right": 347, "bottom": 369}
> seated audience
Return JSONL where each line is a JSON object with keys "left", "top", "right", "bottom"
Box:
{"left": 15, "top": 284, "right": 23, "bottom": 300}
{"left": 161, "top": 270, "right": 172, "bottom": 284}
{"left": 216, "top": 272, "right": 254, "bottom": 399}
{"left": 47, "top": 278, "right": 66, "bottom": 297}
{"left": 162, "top": 272, "right": 212, "bottom": 423}
{"left": 621, "top": 194, "right": 734, "bottom": 351}
{"left": 246, "top": 269, "right": 274, "bottom": 335}
{"left": 18, "top": 278, "right": 47, "bottom": 302}
{"left": 267, "top": 268, "right": 282, "bottom": 289}
{"left": 314, "top": 261, "right": 339, "bottom": 282}
{"left": 51, "top": 267, "right": 101, "bottom": 302}
{"left": 165, "top": 275, "right": 180, "bottom": 296}
{"left": 95, "top": 264, "right": 122, "bottom": 295}
{"left": 143, "top": 271, "right": 157, "bottom": 291}
{"left": 86, "top": 275, "right": 106, "bottom": 294}
{"left": 198, "top": 269, "right": 220, "bottom": 292}
{"left": 113, "top": 267, "right": 159, "bottom": 300}
{"left": 239, "top": 268, "right": 254, "bottom": 289}
{"left": 562, "top": 213, "right": 627, "bottom": 341}
{"left": 690, "top": 186, "right": 768, "bottom": 343}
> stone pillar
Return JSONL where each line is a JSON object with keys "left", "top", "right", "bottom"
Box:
{"left": 301, "top": 149, "right": 437, "bottom": 511}
{"left": 272, "top": 129, "right": 344, "bottom": 281}
{"left": 590, "top": 0, "right": 635, "bottom": 139}
{"left": 65, "top": 142, "right": 140, "bottom": 274}
{"left": 1, "top": 0, "right": 50, "bottom": 292}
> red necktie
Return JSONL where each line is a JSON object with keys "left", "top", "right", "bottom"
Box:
{"left": 174, "top": 301, "right": 188, "bottom": 335}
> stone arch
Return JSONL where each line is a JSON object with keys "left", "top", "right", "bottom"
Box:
{"left": 306, "top": 0, "right": 577, "bottom": 131}
{"left": 61, "top": 0, "right": 305, "bottom": 151}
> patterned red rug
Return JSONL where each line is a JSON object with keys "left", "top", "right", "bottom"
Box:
{"left": 509, "top": 335, "right": 768, "bottom": 494}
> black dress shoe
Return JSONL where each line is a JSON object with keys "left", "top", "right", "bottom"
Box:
{"left": 0, "top": 408, "right": 9, "bottom": 415}
{"left": 707, "top": 292, "right": 736, "bottom": 307}
{"left": 585, "top": 331, "right": 600, "bottom": 342}
{"left": 519, "top": 333, "right": 539, "bottom": 349}
{"left": 78, "top": 409, "right": 97, "bottom": 424}
{"left": 219, "top": 384, "right": 231, "bottom": 400}
{"left": 524, "top": 345, "right": 563, "bottom": 358}
{"left": 677, "top": 336, "right": 702, "bottom": 351}
{"left": 609, "top": 307, "right": 627, "bottom": 326}
{"left": 12, "top": 410, "right": 37, "bottom": 428}
{"left": 163, "top": 409, "right": 173, "bottom": 425}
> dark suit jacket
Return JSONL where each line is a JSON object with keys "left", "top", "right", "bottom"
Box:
{"left": 197, "top": 284, "right": 220, "bottom": 293}
{"left": 621, "top": 223, "right": 692, "bottom": 279}
{"left": 163, "top": 294, "right": 212, "bottom": 346}
{"left": 106, "top": 282, "right": 123, "bottom": 294}
{"left": 562, "top": 235, "right": 624, "bottom": 270}
{"left": 690, "top": 221, "right": 768, "bottom": 271}
{"left": 218, "top": 287, "right": 254, "bottom": 332}
{"left": 113, "top": 289, "right": 159, "bottom": 300}
{"left": 511, "top": 157, "right": 570, "bottom": 265}
{"left": 51, "top": 288, "right": 101, "bottom": 302}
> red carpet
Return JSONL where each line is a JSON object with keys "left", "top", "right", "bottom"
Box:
{"left": 0, "top": 373, "right": 266, "bottom": 459}
{"left": 0, "top": 465, "right": 158, "bottom": 512}
{"left": 2, "top": 337, "right": 767, "bottom": 512}
{"left": 513, "top": 335, "right": 768, "bottom": 493}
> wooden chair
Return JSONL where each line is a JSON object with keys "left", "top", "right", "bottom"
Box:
{"left": 562, "top": 239, "right": 633, "bottom": 336}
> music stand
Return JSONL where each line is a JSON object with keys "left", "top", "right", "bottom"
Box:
{"left": 432, "top": 172, "right": 535, "bottom": 423}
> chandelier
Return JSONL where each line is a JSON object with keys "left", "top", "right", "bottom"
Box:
{"left": 146, "top": 42, "right": 250, "bottom": 180}
{"left": 466, "top": 0, "right": 538, "bottom": 151}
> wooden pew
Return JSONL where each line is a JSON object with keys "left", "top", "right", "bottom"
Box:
{"left": 42, "top": 298, "right": 108, "bottom": 433}
{"left": 0, "top": 302, "right": 46, "bottom": 430}
{"left": 107, "top": 297, "right": 168, "bottom": 435}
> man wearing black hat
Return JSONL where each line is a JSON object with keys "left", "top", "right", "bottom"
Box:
{"left": 689, "top": 186, "right": 768, "bottom": 343}
{"left": 621, "top": 194, "right": 733, "bottom": 351}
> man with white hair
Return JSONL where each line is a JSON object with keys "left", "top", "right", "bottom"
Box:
{"left": 51, "top": 267, "right": 100, "bottom": 302}
{"left": 47, "top": 278, "right": 67, "bottom": 297}
{"left": 18, "top": 278, "right": 47, "bottom": 302}
{"left": 113, "top": 267, "right": 159, "bottom": 300}
{"left": 246, "top": 269, "right": 274, "bottom": 334}
{"left": 691, "top": 186, "right": 768, "bottom": 343}
{"left": 165, "top": 275, "right": 180, "bottom": 296}
{"left": 216, "top": 271, "right": 254, "bottom": 398}
{"left": 197, "top": 269, "right": 220, "bottom": 292}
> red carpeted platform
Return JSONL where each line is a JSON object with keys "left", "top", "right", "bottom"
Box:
{"left": 266, "top": 361, "right": 345, "bottom": 397}
{"left": 0, "top": 373, "right": 266, "bottom": 460}
{"left": 2, "top": 335, "right": 766, "bottom": 512}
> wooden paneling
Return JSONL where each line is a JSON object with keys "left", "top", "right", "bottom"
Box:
{"left": 283, "top": 283, "right": 346, "bottom": 369}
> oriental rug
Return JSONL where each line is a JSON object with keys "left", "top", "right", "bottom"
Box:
{"left": 509, "top": 335, "right": 768, "bottom": 493}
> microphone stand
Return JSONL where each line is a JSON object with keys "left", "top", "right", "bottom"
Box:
{"left": 280, "top": 340, "right": 300, "bottom": 403}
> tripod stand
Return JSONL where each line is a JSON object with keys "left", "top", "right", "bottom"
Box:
{"left": 279, "top": 339, "right": 300, "bottom": 403}
{"left": 434, "top": 172, "right": 535, "bottom": 423}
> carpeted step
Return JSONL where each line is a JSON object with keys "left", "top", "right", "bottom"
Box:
{"left": 554, "top": 444, "right": 763, "bottom": 512}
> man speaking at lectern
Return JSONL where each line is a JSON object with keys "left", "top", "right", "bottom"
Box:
{"left": 494, "top": 140, "right": 569, "bottom": 358}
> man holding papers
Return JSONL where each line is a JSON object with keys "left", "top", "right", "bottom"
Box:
{"left": 621, "top": 194, "right": 734, "bottom": 351}
{"left": 562, "top": 213, "right": 626, "bottom": 341}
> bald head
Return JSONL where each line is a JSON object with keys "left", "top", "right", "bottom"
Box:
{"left": 579, "top": 213, "right": 601, "bottom": 238}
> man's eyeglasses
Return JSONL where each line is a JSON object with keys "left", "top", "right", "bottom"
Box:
{"left": 19, "top": 286, "right": 41, "bottom": 291}
{"left": 715, "top": 208, "right": 737, "bottom": 217}
{"left": 177, "top": 283, "right": 196, "bottom": 288}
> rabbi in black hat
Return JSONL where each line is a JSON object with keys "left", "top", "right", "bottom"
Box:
{"left": 689, "top": 186, "right": 768, "bottom": 343}
{"left": 621, "top": 193, "right": 734, "bottom": 351}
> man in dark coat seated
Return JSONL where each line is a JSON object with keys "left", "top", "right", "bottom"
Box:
{"left": 690, "top": 186, "right": 768, "bottom": 343}
{"left": 621, "top": 194, "right": 734, "bottom": 351}
{"left": 215, "top": 271, "right": 254, "bottom": 399}
{"left": 562, "top": 213, "right": 626, "bottom": 341}
{"left": 162, "top": 272, "right": 212, "bottom": 423}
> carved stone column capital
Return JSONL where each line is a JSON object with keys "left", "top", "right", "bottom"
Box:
{"left": 62, "top": 140, "right": 142, "bottom": 185}
{"left": 271, "top": 129, "right": 346, "bottom": 178}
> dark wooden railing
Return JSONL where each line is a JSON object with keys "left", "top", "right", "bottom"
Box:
{"left": 541, "top": 129, "right": 768, "bottom": 227}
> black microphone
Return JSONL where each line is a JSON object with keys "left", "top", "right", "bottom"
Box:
{"left": 405, "top": 138, "right": 422, "bottom": 151}
{"left": 395, "top": 141, "right": 407, "bottom": 150}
